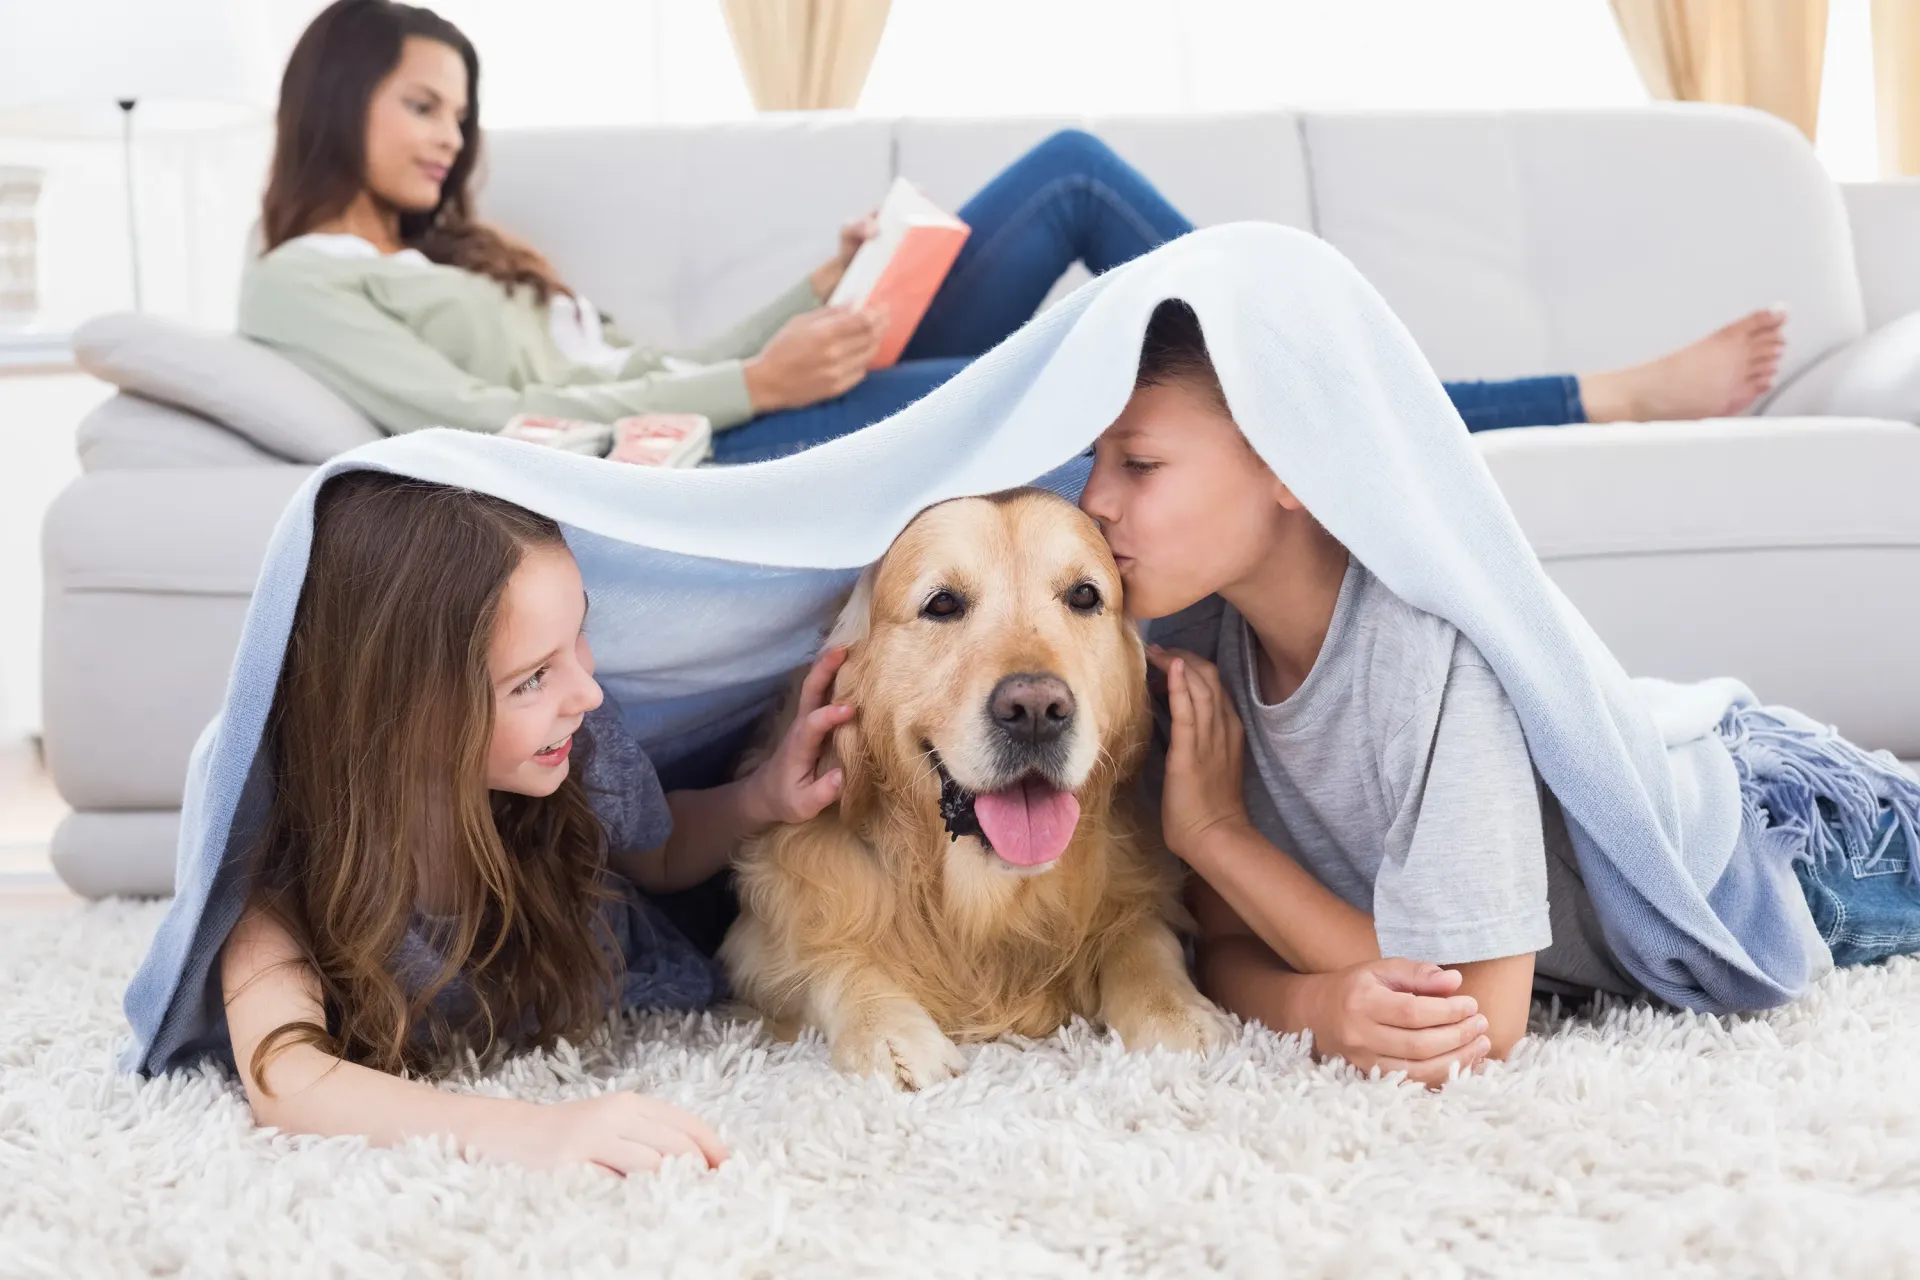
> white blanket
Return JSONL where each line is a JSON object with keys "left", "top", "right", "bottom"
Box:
{"left": 126, "top": 222, "right": 1865, "bottom": 1073}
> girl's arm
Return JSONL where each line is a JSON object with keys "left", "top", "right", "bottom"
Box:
{"left": 224, "top": 906, "right": 473, "bottom": 1143}
{"left": 221, "top": 909, "right": 726, "bottom": 1172}
{"left": 617, "top": 779, "right": 781, "bottom": 894}
{"left": 613, "top": 648, "right": 855, "bottom": 895}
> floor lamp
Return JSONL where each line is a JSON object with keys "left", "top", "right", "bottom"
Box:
{"left": 0, "top": 0, "right": 273, "bottom": 313}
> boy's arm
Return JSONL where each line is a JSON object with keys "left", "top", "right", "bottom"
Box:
{"left": 1183, "top": 819, "right": 1381, "bottom": 974}
{"left": 1154, "top": 646, "right": 1377, "bottom": 973}
{"left": 1164, "top": 640, "right": 1544, "bottom": 1054}
{"left": 1372, "top": 651, "right": 1553, "bottom": 1053}
{"left": 1192, "top": 879, "right": 1490, "bottom": 1087}
{"left": 1450, "top": 955, "right": 1535, "bottom": 1059}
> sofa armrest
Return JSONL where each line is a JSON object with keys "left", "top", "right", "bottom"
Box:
{"left": 1843, "top": 180, "right": 1920, "bottom": 330}
{"left": 41, "top": 467, "right": 313, "bottom": 813}
{"left": 74, "top": 312, "right": 383, "bottom": 464}
{"left": 1476, "top": 417, "right": 1920, "bottom": 758}
{"left": 1759, "top": 309, "right": 1920, "bottom": 424}
{"left": 77, "top": 392, "right": 287, "bottom": 471}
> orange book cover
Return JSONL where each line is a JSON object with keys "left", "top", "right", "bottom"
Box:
{"left": 829, "top": 177, "right": 971, "bottom": 369}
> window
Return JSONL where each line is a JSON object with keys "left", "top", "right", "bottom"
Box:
{"left": 0, "top": 166, "right": 42, "bottom": 323}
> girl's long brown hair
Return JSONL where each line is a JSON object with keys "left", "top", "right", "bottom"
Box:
{"left": 246, "top": 472, "right": 614, "bottom": 1087}
{"left": 260, "top": 0, "right": 570, "bottom": 302}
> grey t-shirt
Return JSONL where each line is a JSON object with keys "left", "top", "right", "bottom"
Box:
{"left": 1152, "top": 560, "right": 1639, "bottom": 998}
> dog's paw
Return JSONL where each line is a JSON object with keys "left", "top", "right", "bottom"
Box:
{"left": 830, "top": 1009, "right": 967, "bottom": 1090}
{"left": 1108, "top": 991, "right": 1234, "bottom": 1056}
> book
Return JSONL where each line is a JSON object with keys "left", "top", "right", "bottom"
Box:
{"left": 828, "top": 176, "right": 970, "bottom": 369}
{"left": 502, "top": 412, "right": 713, "bottom": 468}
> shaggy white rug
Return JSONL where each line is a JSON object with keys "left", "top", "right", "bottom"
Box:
{"left": 4, "top": 901, "right": 1919, "bottom": 1279}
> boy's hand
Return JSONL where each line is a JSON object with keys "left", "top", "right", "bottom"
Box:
{"left": 1299, "top": 958, "right": 1490, "bottom": 1088}
{"left": 740, "top": 647, "right": 855, "bottom": 829}
{"left": 1149, "top": 645, "right": 1252, "bottom": 861}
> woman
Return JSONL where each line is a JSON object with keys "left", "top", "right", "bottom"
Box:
{"left": 244, "top": 0, "right": 1789, "bottom": 466}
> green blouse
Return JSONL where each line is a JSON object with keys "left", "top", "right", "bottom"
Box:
{"left": 237, "top": 238, "right": 818, "bottom": 452}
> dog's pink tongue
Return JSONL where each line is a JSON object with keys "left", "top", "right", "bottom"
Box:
{"left": 974, "top": 779, "right": 1081, "bottom": 867}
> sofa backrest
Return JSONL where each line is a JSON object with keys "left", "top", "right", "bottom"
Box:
{"left": 1304, "top": 107, "right": 1864, "bottom": 388}
{"left": 480, "top": 107, "right": 1864, "bottom": 388}
{"left": 1842, "top": 178, "right": 1920, "bottom": 330}
{"left": 482, "top": 118, "right": 894, "bottom": 351}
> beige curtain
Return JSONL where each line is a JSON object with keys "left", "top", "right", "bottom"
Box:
{"left": 1610, "top": 0, "right": 1829, "bottom": 141}
{"left": 721, "top": 0, "right": 892, "bottom": 112}
{"left": 1874, "top": 0, "right": 1920, "bottom": 174}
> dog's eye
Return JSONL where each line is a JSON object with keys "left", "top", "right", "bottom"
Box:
{"left": 921, "top": 589, "right": 965, "bottom": 621}
{"left": 1066, "top": 581, "right": 1103, "bottom": 613}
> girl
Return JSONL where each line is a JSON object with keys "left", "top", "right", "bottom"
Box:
{"left": 1078, "top": 300, "right": 1920, "bottom": 1087}
{"left": 245, "top": 0, "right": 1787, "bottom": 465}
{"left": 219, "top": 470, "right": 852, "bottom": 1173}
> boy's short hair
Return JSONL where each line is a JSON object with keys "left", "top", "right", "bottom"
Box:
{"left": 1135, "top": 299, "right": 1228, "bottom": 412}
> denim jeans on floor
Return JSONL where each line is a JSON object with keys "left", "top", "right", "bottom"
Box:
{"left": 1794, "top": 805, "right": 1920, "bottom": 968}
{"left": 709, "top": 129, "right": 1589, "bottom": 465}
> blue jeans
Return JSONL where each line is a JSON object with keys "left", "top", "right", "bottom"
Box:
{"left": 709, "top": 130, "right": 1588, "bottom": 465}
{"left": 1795, "top": 806, "right": 1920, "bottom": 968}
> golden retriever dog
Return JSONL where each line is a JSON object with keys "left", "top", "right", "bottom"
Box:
{"left": 720, "top": 489, "right": 1229, "bottom": 1089}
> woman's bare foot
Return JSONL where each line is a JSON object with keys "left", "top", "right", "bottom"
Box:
{"left": 1578, "top": 308, "right": 1788, "bottom": 423}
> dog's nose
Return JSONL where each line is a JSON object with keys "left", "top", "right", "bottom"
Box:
{"left": 988, "top": 673, "right": 1076, "bottom": 746}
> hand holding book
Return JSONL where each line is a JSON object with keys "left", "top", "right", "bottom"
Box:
{"left": 810, "top": 212, "right": 881, "bottom": 303}
{"left": 827, "top": 178, "right": 969, "bottom": 369}
{"left": 746, "top": 179, "right": 971, "bottom": 412}
{"left": 742, "top": 305, "right": 890, "bottom": 413}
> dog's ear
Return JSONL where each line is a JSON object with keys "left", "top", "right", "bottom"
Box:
{"left": 1108, "top": 617, "right": 1154, "bottom": 788}
{"left": 827, "top": 647, "right": 880, "bottom": 833}
{"left": 823, "top": 565, "right": 880, "bottom": 831}
{"left": 824, "top": 564, "right": 877, "bottom": 652}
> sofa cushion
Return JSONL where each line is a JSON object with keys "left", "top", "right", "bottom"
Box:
{"left": 1763, "top": 308, "right": 1920, "bottom": 423}
{"left": 49, "top": 811, "right": 180, "bottom": 900}
{"left": 898, "top": 114, "right": 1314, "bottom": 232}
{"left": 77, "top": 392, "right": 285, "bottom": 471}
{"left": 41, "top": 467, "right": 312, "bottom": 811}
{"left": 1477, "top": 416, "right": 1920, "bottom": 759}
{"left": 1842, "top": 180, "right": 1920, "bottom": 330}
{"left": 1304, "top": 107, "right": 1865, "bottom": 389}
{"left": 482, "top": 118, "right": 896, "bottom": 349}
{"left": 73, "top": 312, "right": 384, "bottom": 464}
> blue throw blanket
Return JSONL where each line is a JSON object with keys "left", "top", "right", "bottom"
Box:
{"left": 123, "top": 222, "right": 1920, "bottom": 1073}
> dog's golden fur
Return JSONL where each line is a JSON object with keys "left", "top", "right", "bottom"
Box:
{"left": 721, "top": 490, "right": 1227, "bottom": 1088}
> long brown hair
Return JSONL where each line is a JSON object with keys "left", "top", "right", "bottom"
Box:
{"left": 260, "top": 0, "right": 570, "bottom": 302}
{"left": 245, "top": 471, "right": 614, "bottom": 1087}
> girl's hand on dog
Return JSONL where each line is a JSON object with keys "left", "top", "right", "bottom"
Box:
{"left": 1299, "top": 958, "right": 1490, "bottom": 1088}
{"left": 1150, "top": 645, "right": 1253, "bottom": 861}
{"left": 472, "top": 1091, "right": 728, "bottom": 1176}
{"left": 741, "top": 646, "right": 856, "bottom": 829}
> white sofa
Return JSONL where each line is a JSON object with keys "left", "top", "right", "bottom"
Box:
{"left": 45, "top": 106, "right": 1920, "bottom": 897}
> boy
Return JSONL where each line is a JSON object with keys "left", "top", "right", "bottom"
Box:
{"left": 1077, "top": 301, "right": 1917, "bottom": 1086}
